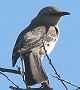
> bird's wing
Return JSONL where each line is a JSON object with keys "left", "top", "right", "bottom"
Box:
{"left": 12, "top": 24, "right": 47, "bottom": 67}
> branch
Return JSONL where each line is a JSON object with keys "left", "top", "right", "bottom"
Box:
{"left": 0, "top": 68, "right": 51, "bottom": 90}
{"left": 0, "top": 67, "right": 21, "bottom": 75}
{"left": 42, "top": 40, "right": 80, "bottom": 90}
{"left": 9, "top": 86, "right": 49, "bottom": 90}
{"left": 20, "top": 56, "right": 28, "bottom": 88}
{"left": 51, "top": 74, "right": 80, "bottom": 90}
{"left": 0, "top": 67, "right": 21, "bottom": 88}
{"left": 0, "top": 71, "right": 19, "bottom": 88}
{"left": 48, "top": 58, "right": 69, "bottom": 90}
{"left": 42, "top": 40, "right": 69, "bottom": 90}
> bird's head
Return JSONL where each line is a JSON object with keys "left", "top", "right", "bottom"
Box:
{"left": 36, "top": 6, "right": 70, "bottom": 26}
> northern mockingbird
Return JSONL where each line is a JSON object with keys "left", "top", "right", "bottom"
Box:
{"left": 12, "top": 6, "right": 70, "bottom": 89}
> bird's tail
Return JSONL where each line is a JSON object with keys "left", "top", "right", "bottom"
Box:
{"left": 22, "top": 52, "right": 48, "bottom": 86}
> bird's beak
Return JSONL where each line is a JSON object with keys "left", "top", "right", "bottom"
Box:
{"left": 58, "top": 12, "right": 70, "bottom": 16}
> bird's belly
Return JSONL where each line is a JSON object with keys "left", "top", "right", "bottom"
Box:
{"left": 39, "top": 40, "right": 57, "bottom": 59}
{"left": 45, "top": 41, "right": 56, "bottom": 55}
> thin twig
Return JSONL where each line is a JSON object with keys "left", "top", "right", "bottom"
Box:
{"left": 46, "top": 53, "right": 69, "bottom": 90}
{"left": 42, "top": 40, "right": 69, "bottom": 90}
{"left": 0, "top": 71, "right": 19, "bottom": 88}
{"left": 20, "top": 55, "right": 28, "bottom": 88}
{"left": 9, "top": 86, "right": 27, "bottom": 90}
{"left": 51, "top": 74, "right": 80, "bottom": 89}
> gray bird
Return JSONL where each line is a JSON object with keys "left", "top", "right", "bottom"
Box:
{"left": 12, "top": 6, "right": 70, "bottom": 89}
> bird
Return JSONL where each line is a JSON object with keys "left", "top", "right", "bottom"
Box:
{"left": 12, "top": 6, "right": 70, "bottom": 89}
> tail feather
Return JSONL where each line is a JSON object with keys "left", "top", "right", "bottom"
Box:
{"left": 23, "top": 52, "right": 48, "bottom": 86}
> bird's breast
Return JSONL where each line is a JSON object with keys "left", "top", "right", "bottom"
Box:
{"left": 39, "top": 39, "right": 58, "bottom": 59}
{"left": 45, "top": 40, "right": 57, "bottom": 55}
{"left": 39, "top": 26, "right": 59, "bottom": 58}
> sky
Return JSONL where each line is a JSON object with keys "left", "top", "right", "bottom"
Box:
{"left": 0, "top": 0, "right": 80, "bottom": 90}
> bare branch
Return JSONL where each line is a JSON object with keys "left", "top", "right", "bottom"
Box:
{"left": 9, "top": 86, "right": 27, "bottom": 90}
{"left": 48, "top": 59, "right": 69, "bottom": 90}
{"left": 0, "top": 71, "right": 19, "bottom": 88}
{"left": 51, "top": 74, "right": 80, "bottom": 89}
{"left": 20, "top": 55, "right": 28, "bottom": 88}
{"left": 0, "top": 67, "right": 21, "bottom": 74}
{"left": 9, "top": 86, "right": 49, "bottom": 90}
{"left": 42, "top": 40, "right": 69, "bottom": 90}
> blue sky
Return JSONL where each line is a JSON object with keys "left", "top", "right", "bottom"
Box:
{"left": 0, "top": 0, "right": 80, "bottom": 90}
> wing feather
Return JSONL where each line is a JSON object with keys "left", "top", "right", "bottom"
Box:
{"left": 12, "top": 24, "right": 47, "bottom": 66}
